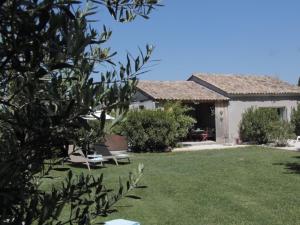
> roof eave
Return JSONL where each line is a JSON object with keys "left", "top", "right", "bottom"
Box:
{"left": 153, "top": 98, "right": 229, "bottom": 102}
{"left": 228, "top": 92, "right": 300, "bottom": 97}
{"left": 135, "top": 86, "right": 156, "bottom": 100}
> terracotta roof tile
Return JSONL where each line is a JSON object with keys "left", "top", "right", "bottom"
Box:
{"left": 192, "top": 73, "right": 300, "bottom": 95}
{"left": 137, "top": 80, "right": 228, "bottom": 101}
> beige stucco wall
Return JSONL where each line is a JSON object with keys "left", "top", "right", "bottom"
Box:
{"left": 130, "top": 100, "right": 156, "bottom": 109}
{"left": 130, "top": 91, "right": 156, "bottom": 109}
{"left": 227, "top": 98, "right": 299, "bottom": 143}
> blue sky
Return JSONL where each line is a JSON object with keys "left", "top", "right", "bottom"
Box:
{"left": 97, "top": 0, "right": 300, "bottom": 84}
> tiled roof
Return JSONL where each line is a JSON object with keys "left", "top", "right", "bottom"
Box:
{"left": 137, "top": 80, "right": 228, "bottom": 101}
{"left": 192, "top": 73, "right": 300, "bottom": 95}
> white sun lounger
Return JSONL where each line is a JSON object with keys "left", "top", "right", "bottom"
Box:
{"left": 68, "top": 145, "right": 105, "bottom": 171}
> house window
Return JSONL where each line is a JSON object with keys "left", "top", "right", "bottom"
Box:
{"left": 155, "top": 102, "right": 162, "bottom": 109}
{"left": 258, "top": 106, "right": 287, "bottom": 121}
{"left": 277, "top": 107, "right": 287, "bottom": 121}
{"left": 139, "top": 105, "right": 145, "bottom": 110}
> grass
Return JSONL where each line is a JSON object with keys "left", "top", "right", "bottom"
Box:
{"left": 41, "top": 147, "right": 300, "bottom": 225}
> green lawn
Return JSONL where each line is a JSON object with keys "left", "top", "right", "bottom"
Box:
{"left": 41, "top": 147, "right": 300, "bottom": 225}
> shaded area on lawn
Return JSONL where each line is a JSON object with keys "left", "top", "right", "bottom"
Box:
{"left": 273, "top": 155, "right": 300, "bottom": 174}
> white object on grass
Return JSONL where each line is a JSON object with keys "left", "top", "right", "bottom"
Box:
{"left": 81, "top": 110, "right": 115, "bottom": 120}
{"left": 105, "top": 219, "right": 140, "bottom": 225}
{"left": 287, "top": 136, "right": 300, "bottom": 147}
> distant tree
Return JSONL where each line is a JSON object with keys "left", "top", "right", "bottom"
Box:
{"left": 298, "top": 77, "right": 300, "bottom": 86}
{"left": 0, "top": 0, "right": 160, "bottom": 224}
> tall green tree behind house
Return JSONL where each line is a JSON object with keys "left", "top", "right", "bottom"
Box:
{"left": 0, "top": 0, "right": 160, "bottom": 224}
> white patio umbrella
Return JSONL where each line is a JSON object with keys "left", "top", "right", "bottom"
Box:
{"left": 81, "top": 110, "right": 115, "bottom": 120}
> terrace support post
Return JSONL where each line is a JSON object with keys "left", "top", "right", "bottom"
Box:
{"left": 215, "top": 101, "right": 229, "bottom": 144}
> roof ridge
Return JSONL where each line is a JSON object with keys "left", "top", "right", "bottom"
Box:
{"left": 138, "top": 80, "right": 191, "bottom": 83}
{"left": 191, "top": 72, "right": 300, "bottom": 95}
{"left": 193, "top": 72, "right": 280, "bottom": 79}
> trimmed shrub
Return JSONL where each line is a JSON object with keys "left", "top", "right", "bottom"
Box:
{"left": 240, "top": 107, "right": 279, "bottom": 144}
{"left": 121, "top": 103, "right": 195, "bottom": 152}
{"left": 267, "top": 120, "right": 296, "bottom": 146}
{"left": 291, "top": 104, "right": 300, "bottom": 135}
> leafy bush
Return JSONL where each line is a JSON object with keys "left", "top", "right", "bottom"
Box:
{"left": 240, "top": 107, "right": 280, "bottom": 144}
{"left": 267, "top": 120, "right": 296, "bottom": 146}
{"left": 291, "top": 104, "right": 300, "bottom": 135}
{"left": 164, "top": 102, "right": 197, "bottom": 140}
{"left": 121, "top": 103, "right": 195, "bottom": 152}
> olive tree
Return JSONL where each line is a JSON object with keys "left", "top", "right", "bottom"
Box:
{"left": 0, "top": 0, "right": 160, "bottom": 224}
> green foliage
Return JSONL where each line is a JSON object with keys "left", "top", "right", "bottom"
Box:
{"left": 291, "top": 103, "right": 300, "bottom": 135}
{"left": 75, "top": 120, "right": 106, "bottom": 150}
{"left": 240, "top": 107, "right": 280, "bottom": 144}
{"left": 122, "top": 110, "right": 175, "bottom": 152}
{"left": 164, "top": 102, "right": 196, "bottom": 140}
{"left": 267, "top": 120, "right": 296, "bottom": 146}
{"left": 0, "top": 0, "right": 160, "bottom": 224}
{"left": 0, "top": 162, "right": 144, "bottom": 224}
{"left": 31, "top": 164, "right": 145, "bottom": 224}
{"left": 121, "top": 103, "right": 196, "bottom": 152}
